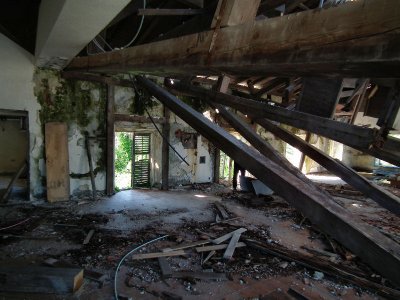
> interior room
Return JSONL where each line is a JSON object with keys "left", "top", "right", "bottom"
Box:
{"left": 0, "top": 0, "right": 400, "bottom": 299}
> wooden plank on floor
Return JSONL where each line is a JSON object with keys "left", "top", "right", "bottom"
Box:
{"left": 45, "top": 122, "right": 70, "bottom": 202}
{"left": 196, "top": 242, "right": 246, "bottom": 252}
{"left": 162, "top": 240, "right": 210, "bottom": 252}
{"left": 214, "top": 202, "right": 229, "bottom": 219}
{"left": 83, "top": 229, "right": 95, "bottom": 245}
{"left": 212, "top": 228, "right": 247, "bottom": 245}
{"left": 0, "top": 266, "right": 83, "bottom": 294}
{"left": 223, "top": 231, "right": 243, "bottom": 260}
{"left": 158, "top": 258, "right": 173, "bottom": 278}
{"left": 131, "top": 250, "right": 186, "bottom": 260}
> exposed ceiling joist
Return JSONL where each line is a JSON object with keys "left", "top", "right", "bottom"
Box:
{"left": 166, "top": 80, "right": 400, "bottom": 166}
{"left": 66, "top": 0, "right": 400, "bottom": 77}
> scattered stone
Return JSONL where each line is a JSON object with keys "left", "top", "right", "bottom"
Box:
{"left": 303, "top": 277, "right": 310, "bottom": 285}
{"left": 313, "top": 271, "right": 324, "bottom": 281}
{"left": 279, "top": 262, "right": 288, "bottom": 269}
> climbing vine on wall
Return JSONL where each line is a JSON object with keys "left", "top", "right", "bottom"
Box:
{"left": 129, "top": 79, "right": 159, "bottom": 115}
{"left": 34, "top": 68, "right": 108, "bottom": 176}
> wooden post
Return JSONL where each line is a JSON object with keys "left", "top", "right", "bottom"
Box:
{"left": 84, "top": 133, "right": 96, "bottom": 200}
{"left": 213, "top": 122, "right": 221, "bottom": 183}
{"left": 298, "top": 132, "right": 311, "bottom": 172}
{"left": 106, "top": 85, "right": 115, "bottom": 196}
{"left": 161, "top": 107, "right": 170, "bottom": 190}
{"left": 213, "top": 76, "right": 231, "bottom": 183}
{"left": 45, "top": 122, "right": 70, "bottom": 202}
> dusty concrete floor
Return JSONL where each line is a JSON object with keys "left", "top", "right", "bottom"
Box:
{"left": 0, "top": 183, "right": 399, "bottom": 299}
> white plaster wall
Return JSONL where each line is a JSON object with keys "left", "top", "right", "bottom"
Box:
{"left": 194, "top": 136, "right": 213, "bottom": 183}
{"left": 0, "top": 33, "right": 42, "bottom": 198}
{"left": 342, "top": 112, "right": 378, "bottom": 170}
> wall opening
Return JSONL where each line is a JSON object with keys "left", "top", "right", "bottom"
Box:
{"left": 219, "top": 151, "right": 233, "bottom": 184}
{"left": 114, "top": 132, "right": 133, "bottom": 191}
{"left": 0, "top": 109, "right": 29, "bottom": 200}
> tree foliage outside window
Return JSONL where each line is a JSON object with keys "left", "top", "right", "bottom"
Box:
{"left": 115, "top": 132, "right": 132, "bottom": 173}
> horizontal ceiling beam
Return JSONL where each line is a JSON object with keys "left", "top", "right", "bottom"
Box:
{"left": 167, "top": 80, "right": 400, "bottom": 166}
{"left": 67, "top": 0, "right": 400, "bottom": 77}
{"left": 135, "top": 75, "right": 400, "bottom": 286}
{"left": 137, "top": 8, "right": 205, "bottom": 16}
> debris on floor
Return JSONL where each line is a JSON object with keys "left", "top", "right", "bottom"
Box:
{"left": 0, "top": 185, "right": 399, "bottom": 299}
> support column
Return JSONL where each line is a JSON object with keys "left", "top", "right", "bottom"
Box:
{"left": 298, "top": 132, "right": 311, "bottom": 172}
{"left": 106, "top": 85, "right": 115, "bottom": 196}
{"left": 161, "top": 107, "right": 170, "bottom": 190}
{"left": 213, "top": 76, "right": 231, "bottom": 183}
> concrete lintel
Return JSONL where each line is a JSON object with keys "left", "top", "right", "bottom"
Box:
{"left": 35, "top": 0, "right": 130, "bottom": 69}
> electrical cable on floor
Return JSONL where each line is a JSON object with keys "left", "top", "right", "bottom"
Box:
{"left": 0, "top": 218, "right": 30, "bottom": 231}
{"left": 114, "top": 234, "right": 168, "bottom": 300}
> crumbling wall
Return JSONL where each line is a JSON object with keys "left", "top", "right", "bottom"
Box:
{"left": 0, "top": 33, "right": 42, "bottom": 199}
{"left": 342, "top": 112, "right": 379, "bottom": 171}
{"left": 34, "top": 70, "right": 107, "bottom": 197}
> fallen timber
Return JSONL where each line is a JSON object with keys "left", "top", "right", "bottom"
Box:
{"left": 137, "top": 75, "right": 400, "bottom": 286}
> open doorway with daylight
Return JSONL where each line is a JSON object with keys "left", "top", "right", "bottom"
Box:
{"left": 219, "top": 151, "right": 233, "bottom": 186}
{"left": 114, "top": 132, "right": 151, "bottom": 191}
{"left": 0, "top": 109, "right": 29, "bottom": 200}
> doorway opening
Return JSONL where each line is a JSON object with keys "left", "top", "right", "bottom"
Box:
{"left": 114, "top": 132, "right": 151, "bottom": 191}
{"left": 0, "top": 109, "right": 29, "bottom": 200}
{"left": 114, "top": 132, "right": 133, "bottom": 190}
{"left": 219, "top": 151, "right": 233, "bottom": 185}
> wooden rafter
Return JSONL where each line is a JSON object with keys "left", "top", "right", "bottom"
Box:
{"left": 67, "top": 0, "right": 400, "bottom": 77}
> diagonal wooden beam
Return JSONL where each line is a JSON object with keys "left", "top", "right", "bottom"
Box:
{"left": 167, "top": 81, "right": 400, "bottom": 166}
{"left": 67, "top": 0, "right": 400, "bottom": 77}
{"left": 210, "top": 103, "right": 320, "bottom": 187}
{"left": 135, "top": 75, "right": 400, "bottom": 286}
{"left": 256, "top": 118, "right": 400, "bottom": 216}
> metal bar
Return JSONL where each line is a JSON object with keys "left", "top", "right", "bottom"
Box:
{"left": 256, "top": 119, "right": 400, "bottom": 216}
{"left": 145, "top": 110, "right": 190, "bottom": 166}
{"left": 136, "top": 75, "right": 400, "bottom": 286}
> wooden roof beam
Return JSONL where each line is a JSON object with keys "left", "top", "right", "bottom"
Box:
{"left": 66, "top": 0, "right": 400, "bottom": 77}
